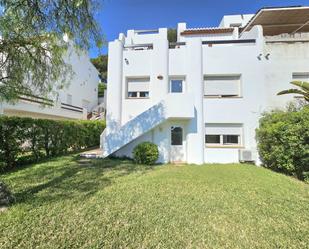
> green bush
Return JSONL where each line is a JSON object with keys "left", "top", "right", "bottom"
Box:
{"left": 0, "top": 181, "right": 15, "bottom": 206}
{"left": 0, "top": 116, "right": 105, "bottom": 171}
{"left": 256, "top": 106, "right": 309, "bottom": 180}
{"left": 133, "top": 142, "right": 159, "bottom": 165}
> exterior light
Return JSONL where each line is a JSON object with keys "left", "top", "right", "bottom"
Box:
{"left": 257, "top": 54, "right": 262, "bottom": 60}
{"left": 124, "top": 58, "right": 129, "bottom": 65}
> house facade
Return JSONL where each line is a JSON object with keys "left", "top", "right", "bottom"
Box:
{"left": 0, "top": 46, "right": 100, "bottom": 120}
{"left": 101, "top": 6, "right": 309, "bottom": 164}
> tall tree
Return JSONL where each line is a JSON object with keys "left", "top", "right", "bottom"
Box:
{"left": 91, "top": 54, "right": 108, "bottom": 83}
{"left": 0, "top": 0, "right": 103, "bottom": 102}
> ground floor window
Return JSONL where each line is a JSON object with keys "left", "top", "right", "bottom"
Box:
{"left": 205, "top": 123, "right": 243, "bottom": 147}
{"left": 171, "top": 126, "right": 183, "bottom": 145}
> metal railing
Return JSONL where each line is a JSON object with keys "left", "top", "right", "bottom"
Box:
{"left": 61, "top": 103, "right": 84, "bottom": 113}
{"left": 19, "top": 94, "right": 54, "bottom": 106}
{"left": 202, "top": 39, "right": 256, "bottom": 45}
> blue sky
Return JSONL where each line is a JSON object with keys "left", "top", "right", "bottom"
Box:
{"left": 90, "top": 0, "right": 309, "bottom": 57}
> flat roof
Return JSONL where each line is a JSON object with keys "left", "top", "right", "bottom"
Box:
{"left": 242, "top": 6, "right": 309, "bottom": 35}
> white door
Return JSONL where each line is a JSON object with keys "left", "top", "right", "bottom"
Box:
{"left": 170, "top": 126, "right": 185, "bottom": 162}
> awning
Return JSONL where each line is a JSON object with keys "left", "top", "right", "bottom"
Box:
{"left": 241, "top": 6, "right": 309, "bottom": 36}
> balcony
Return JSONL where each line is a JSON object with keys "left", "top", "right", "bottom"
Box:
{"left": 1, "top": 94, "right": 87, "bottom": 120}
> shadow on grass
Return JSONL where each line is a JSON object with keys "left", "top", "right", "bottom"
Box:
{"left": 13, "top": 156, "right": 154, "bottom": 205}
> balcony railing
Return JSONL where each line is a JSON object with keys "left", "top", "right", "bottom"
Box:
{"left": 124, "top": 43, "right": 153, "bottom": 51}
{"left": 19, "top": 94, "right": 54, "bottom": 106}
{"left": 61, "top": 103, "right": 84, "bottom": 113}
{"left": 18, "top": 94, "right": 84, "bottom": 114}
{"left": 202, "top": 39, "right": 256, "bottom": 46}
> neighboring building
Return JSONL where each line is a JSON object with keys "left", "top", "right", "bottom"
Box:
{"left": 101, "top": 6, "right": 309, "bottom": 164}
{"left": 0, "top": 46, "right": 100, "bottom": 120}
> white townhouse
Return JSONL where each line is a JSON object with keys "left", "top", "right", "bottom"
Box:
{"left": 101, "top": 6, "right": 309, "bottom": 164}
{"left": 0, "top": 45, "right": 100, "bottom": 120}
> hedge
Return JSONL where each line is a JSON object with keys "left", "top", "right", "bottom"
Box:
{"left": 0, "top": 116, "right": 105, "bottom": 171}
{"left": 256, "top": 106, "right": 309, "bottom": 181}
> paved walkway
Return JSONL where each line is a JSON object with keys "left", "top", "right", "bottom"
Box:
{"left": 80, "top": 148, "right": 103, "bottom": 158}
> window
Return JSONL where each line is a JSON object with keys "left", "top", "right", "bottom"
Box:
{"left": 171, "top": 126, "right": 183, "bottom": 145}
{"left": 223, "top": 135, "right": 239, "bottom": 145}
{"left": 170, "top": 79, "right": 184, "bottom": 93}
{"left": 205, "top": 135, "right": 220, "bottom": 144}
{"left": 205, "top": 123, "right": 242, "bottom": 147}
{"left": 128, "top": 92, "right": 137, "bottom": 98}
{"left": 292, "top": 72, "right": 309, "bottom": 82}
{"left": 67, "top": 94, "right": 72, "bottom": 105}
{"left": 139, "top": 91, "right": 149, "bottom": 98}
{"left": 204, "top": 75, "right": 241, "bottom": 98}
{"left": 127, "top": 77, "right": 150, "bottom": 98}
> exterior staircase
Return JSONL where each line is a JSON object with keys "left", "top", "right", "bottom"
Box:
{"left": 100, "top": 93, "right": 195, "bottom": 157}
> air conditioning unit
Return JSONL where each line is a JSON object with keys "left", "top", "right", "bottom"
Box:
{"left": 239, "top": 149, "right": 255, "bottom": 162}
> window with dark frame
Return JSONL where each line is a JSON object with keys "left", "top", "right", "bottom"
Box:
{"left": 205, "top": 134, "right": 221, "bottom": 144}
{"left": 171, "top": 126, "right": 183, "bottom": 145}
{"left": 128, "top": 92, "right": 138, "bottom": 98}
{"left": 205, "top": 123, "right": 243, "bottom": 147}
{"left": 139, "top": 91, "right": 149, "bottom": 98}
{"left": 223, "top": 135, "right": 239, "bottom": 145}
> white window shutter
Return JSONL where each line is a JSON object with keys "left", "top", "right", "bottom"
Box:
{"left": 204, "top": 75, "right": 240, "bottom": 96}
{"left": 127, "top": 78, "right": 150, "bottom": 92}
{"left": 205, "top": 123, "right": 242, "bottom": 135}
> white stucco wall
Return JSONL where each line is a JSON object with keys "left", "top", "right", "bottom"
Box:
{"left": 219, "top": 14, "right": 254, "bottom": 28}
{"left": 58, "top": 48, "right": 99, "bottom": 111}
{"left": 1, "top": 46, "right": 99, "bottom": 120}
{"left": 103, "top": 21, "right": 309, "bottom": 165}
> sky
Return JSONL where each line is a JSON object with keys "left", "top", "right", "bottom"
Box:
{"left": 90, "top": 0, "right": 309, "bottom": 57}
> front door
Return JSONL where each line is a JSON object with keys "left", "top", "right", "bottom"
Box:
{"left": 170, "top": 126, "right": 185, "bottom": 163}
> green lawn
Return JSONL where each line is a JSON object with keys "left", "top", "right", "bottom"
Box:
{"left": 0, "top": 156, "right": 308, "bottom": 249}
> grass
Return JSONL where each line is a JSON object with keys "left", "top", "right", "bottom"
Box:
{"left": 0, "top": 155, "right": 308, "bottom": 249}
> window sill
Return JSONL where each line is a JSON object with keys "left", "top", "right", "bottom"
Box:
{"left": 126, "top": 97, "right": 150, "bottom": 100}
{"left": 205, "top": 145, "right": 244, "bottom": 149}
{"left": 204, "top": 96, "right": 242, "bottom": 99}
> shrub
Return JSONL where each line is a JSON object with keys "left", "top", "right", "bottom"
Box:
{"left": 0, "top": 181, "right": 15, "bottom": 207}
{"left": 133, "top": 142, "right": 159, "bottom": 165}
{"left": 0, "top": 116, "right": 105, "bottom": 171}
{"left": 256, "top": 106, "right": 309, "bottom": 180}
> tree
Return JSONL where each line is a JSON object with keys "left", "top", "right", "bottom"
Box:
{"left": 0, "top": 0, "right": 103, "bottom": 102}
{"left": 91, "top": 54, "right": 108, "bottom": 83}
{"left": 98, "top": 82, "right": 106, "bottom": 97}
{"left": 277, "top": 81, "right": 309, "bottom": 102}
{"left": 167, "top": 28, "right": 177, "bottom": 43}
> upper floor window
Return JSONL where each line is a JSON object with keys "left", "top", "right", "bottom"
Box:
{"left": 205, "top": 123, "right": 243, "bottom": 147}
{"left": 170, "top": 78, "right": 185, "bottom": 93}
{"left": 127, "top": 77, "right": 150, "bottom": 99}
{"left": 204, "top": 75, "right": 241, "bottom": 98}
